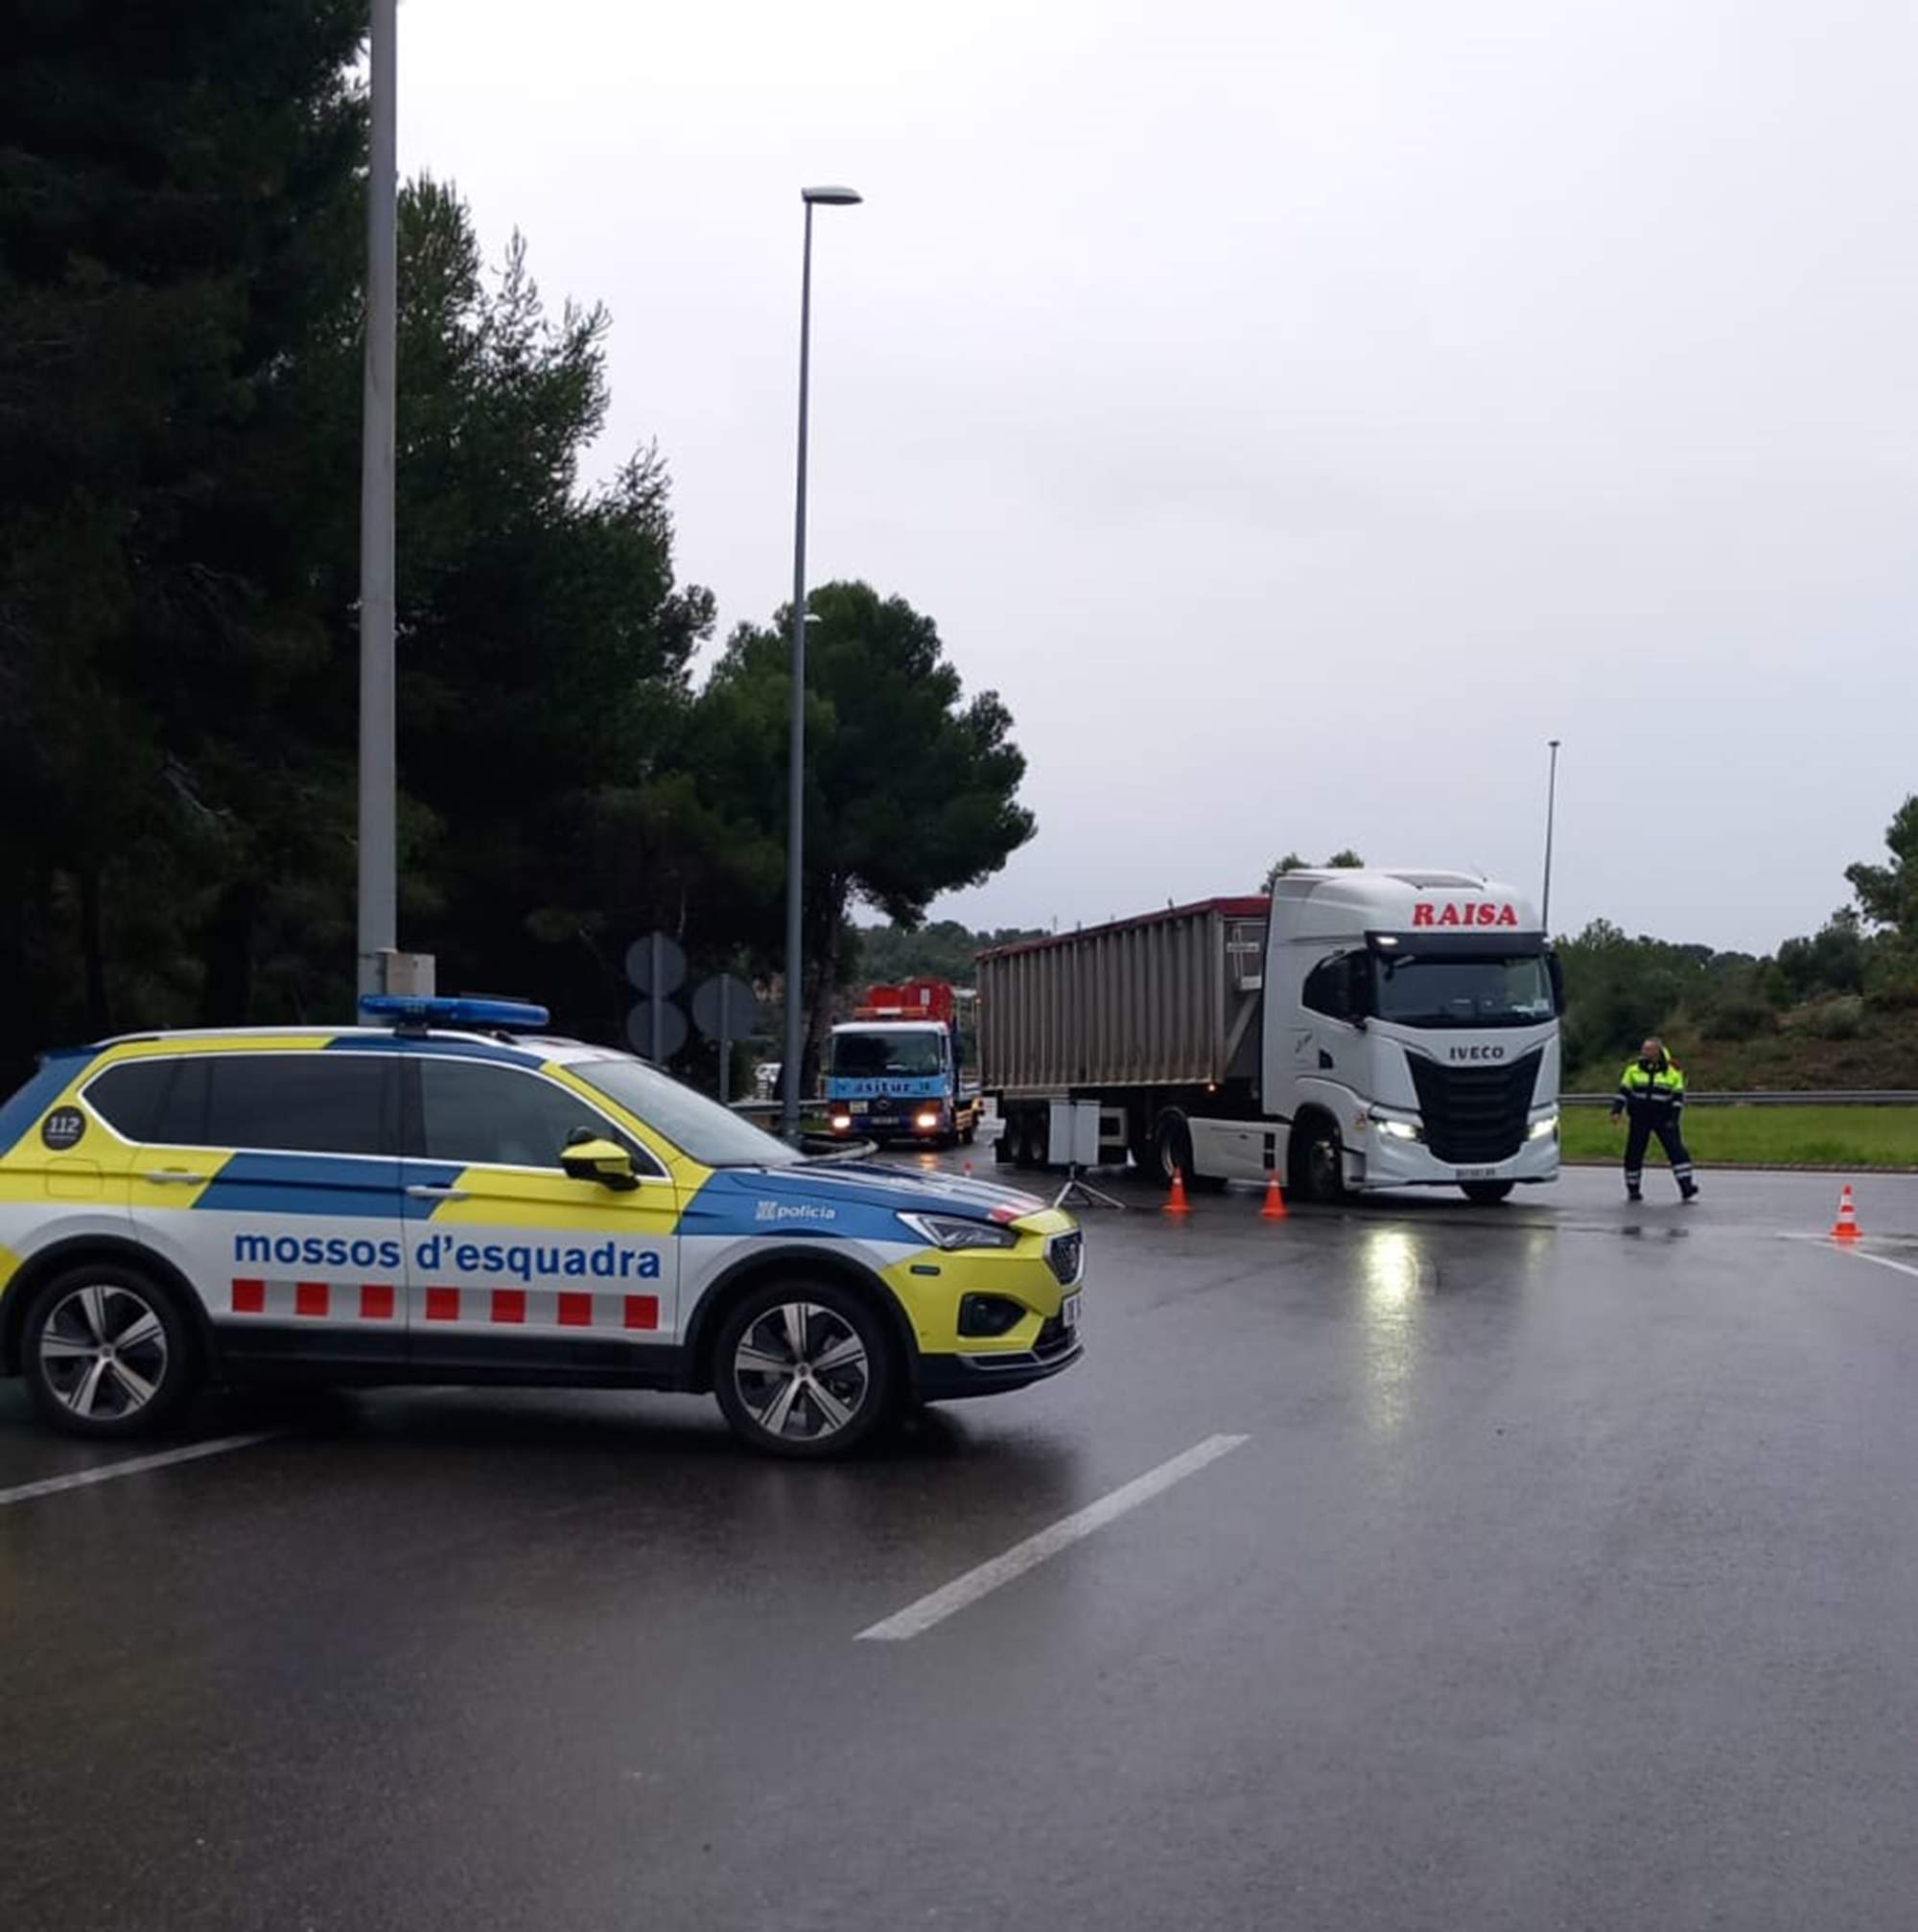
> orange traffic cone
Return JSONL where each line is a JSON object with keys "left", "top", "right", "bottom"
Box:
{"left": 1163, "top": 1166, "right": 1192, "bottom": 1217}
{"left": 1260, "top": 1173, "right": 1289, "bottom": 1221}
{"left": 1831, "top": 1184, "right": 1862, "bottom": 1243}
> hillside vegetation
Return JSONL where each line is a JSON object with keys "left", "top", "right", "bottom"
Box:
{"left": 1558, "top": 801, "right": 1918, "bottom": 1091}
{"left": 1571, "top": 1003, "right": 1918, "bottom": 1093}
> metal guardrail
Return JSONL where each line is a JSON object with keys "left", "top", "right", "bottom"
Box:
{"left": 1564, "top": 1091, "right": 1918, "bottom": 1107}
{"left": 745, "top": 1092, "right": 1916, "bottom": 1116}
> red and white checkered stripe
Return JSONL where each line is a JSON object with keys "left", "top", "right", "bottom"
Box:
{"left": 420, "top": 1287, "right": 659, "bottom": 1331}
{"left": 227, "top": 1279, "right": 659, "bottom": 1331}
{"left": 230, "top": 1278, "right": 397, "bottom": 1321}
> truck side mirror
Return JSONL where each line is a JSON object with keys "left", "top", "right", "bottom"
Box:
{"left": 1547, "top": 953, "right": 1566, "bottom": 1014}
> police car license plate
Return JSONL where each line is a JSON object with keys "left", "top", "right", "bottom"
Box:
{"left": 1062, "top": 1292, "right": 1082, "bottom": 1331}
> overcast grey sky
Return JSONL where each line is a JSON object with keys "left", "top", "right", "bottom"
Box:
{"left": 399, "top": 0, "right": 1915, "bottom": 954}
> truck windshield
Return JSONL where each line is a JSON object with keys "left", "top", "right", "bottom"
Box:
{"left": 830, "top": 1030, "right": 945, "bottom": 1078}
{"left": 1371, "top": 953, "right": 1556, "bottom": 1029}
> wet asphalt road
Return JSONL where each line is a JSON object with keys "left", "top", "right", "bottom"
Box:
{"left": 6, "top": 1164, "right": 1918, "bottom": 1932}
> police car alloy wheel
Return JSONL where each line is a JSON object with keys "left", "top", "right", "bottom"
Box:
{"left": 714, "top": 1280, "right": 895, "bottom": 1458}
{"left": 23, "top": 1266, "right": 198, "bottom": 1438}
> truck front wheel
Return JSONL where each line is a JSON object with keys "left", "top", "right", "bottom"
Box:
{"left": 1292, "top": 1115, "right": 1348, "bottom": 1205}
{"left": 1461, "top": 1180, "right": 1514, "bottom": 1205}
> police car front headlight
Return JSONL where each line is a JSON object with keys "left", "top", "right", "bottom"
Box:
{"left": 1529, "top": 1111, "right": 1559, "bottom": 1141}
{"left": 899, "top": 1211, "right": 1019, "bottom": 1251}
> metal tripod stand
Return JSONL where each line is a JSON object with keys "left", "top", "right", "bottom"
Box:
{"left": 1053, "top": 1163, "right": 1126, "bottom": 1212}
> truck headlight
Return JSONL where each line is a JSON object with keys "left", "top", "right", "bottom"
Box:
{"left": 830, "top": 1113, "right": 853, "bottom": 1131}
{"left": 899, "top": 1212, "right": 1019, "bottom": 1251}
{"left": 915, "top": 1109, "right": 941, "bottom": 1131}
{"left": 1529, "top": 1112, "right": 1559, "bottom": 1142}
{"left": 1369, "top": 1110, "right": 1422, "bottom": 1143}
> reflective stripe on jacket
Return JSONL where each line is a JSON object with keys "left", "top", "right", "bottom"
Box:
{"left": 1615, "top": 1058, "right": 1685, "bottom": 1112}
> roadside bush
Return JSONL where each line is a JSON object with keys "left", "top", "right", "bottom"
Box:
{"left": 1864, "top": 943, "right": 1918, "bottom": 1012}
{"left": 1807, "top": 996, "right": 1866, "bottom": 1041}
{"left": 1760, "top": 962, "right": 1795, "bottom": 1009}
{"left": 1700, "top": 997, "right": 1775, "bottom": 1042}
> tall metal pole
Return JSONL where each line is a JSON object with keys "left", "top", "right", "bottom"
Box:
{"left": 781, "top": 200, "right": 815, "bottom": 1140}
{"left": 779, "top": 187, "right": 859, "bottom": 1137}
{"left": 356, "top": 0, "right": 399, "bottom": 997}
{"left": 1542, "top": 737, "right": 1562, "bottom": 933}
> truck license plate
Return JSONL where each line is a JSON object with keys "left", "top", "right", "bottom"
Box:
{"left": 1457, "top": 1167, "right": 1498, "bottom": 1180}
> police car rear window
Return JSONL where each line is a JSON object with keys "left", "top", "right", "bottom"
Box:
{"left": 202, "top": 1056, "right": 396, "bottom": 1156}
{"left": 84, "top": 1059, "right": 175, "bottom": 1141}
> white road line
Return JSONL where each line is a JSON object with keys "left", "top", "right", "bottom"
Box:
{"left": 1840, "top": 1247, "right": 1918, "bottom": 1282}
{"left": 0, "top": 1432, "right": 278, "bottom": 1509}
{"left": 856, "top": 1432, "right": 1250, "bottom": 1642}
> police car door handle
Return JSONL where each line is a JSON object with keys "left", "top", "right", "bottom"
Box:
{"left": 407, "top": 1183, "right": 470, "bottom": 1201}
{"left": 142, "top": 1170, "right": 208, "bottom": 1185}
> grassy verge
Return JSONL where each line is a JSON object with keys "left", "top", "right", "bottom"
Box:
{"left": 1560, "top": 1105, "right": 1918, "bottom": 1170}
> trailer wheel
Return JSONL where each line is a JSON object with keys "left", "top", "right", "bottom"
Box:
{"left": 1150, "top": 1109, "right": 1194, "bottom": 1190}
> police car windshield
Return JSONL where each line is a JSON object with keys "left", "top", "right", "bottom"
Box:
{"left": 573, "top": 1058, "right": 804, "bottom": 1168}
{"left": 1372, "top": 954, "right": 1556, "bottom": 1029}
{"left": 830, "top": 1030, "right": 944, "bottom": 1079}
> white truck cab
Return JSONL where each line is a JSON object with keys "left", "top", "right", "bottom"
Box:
{"left": 1259, "top": 869, "right": 1561, "bottom": 1201}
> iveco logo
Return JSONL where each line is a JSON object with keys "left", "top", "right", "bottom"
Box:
{"left": 1449, "top": 1046, "right": 1507, "bottom": 1061}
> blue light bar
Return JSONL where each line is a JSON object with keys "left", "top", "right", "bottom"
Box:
{"left": 359, "top": 995, "right": 551, "bottom": 1031}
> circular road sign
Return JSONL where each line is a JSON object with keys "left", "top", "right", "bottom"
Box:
{"left": 690, "top": 973, "right": 766, "bottom": 1043}
{"left": 626, "top": 997, "right": 690, "bottom": 1062}
{"left": 624, "top": 933, "right": 688, "bottom": 997}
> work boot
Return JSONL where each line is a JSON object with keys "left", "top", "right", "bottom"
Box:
{"left": 1680, "top": 1182, "right": 1699, "bottom": 1202}
{"left": 1626, "top": 1188, "right": 1642, "bottom": 1203}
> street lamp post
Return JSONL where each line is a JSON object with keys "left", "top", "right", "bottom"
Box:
{"left": 782, "top": 185, "right": 861, "bottom": 1140}
{"left": 1542, "top": 737, "right": 1562, "bottom": 934}
{"left": 357, "top": 0, "right": 398, "bottom": 997}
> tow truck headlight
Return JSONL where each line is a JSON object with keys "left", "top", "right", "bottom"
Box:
{"left": 830, "top": 1113, "right": 854, "bottom": 1131}
{"left": 899, "top": 1212, "right": 1019, "bottom": 1251}
{"left": 915, "top": 1109, "right": 941, "bottom": 1131}
{"left": 1369, "top": 1109, "right": 1423, "bottom": 1143}
{"left": 1529, "top": 1111, "right": 1559, "bottom": 1142}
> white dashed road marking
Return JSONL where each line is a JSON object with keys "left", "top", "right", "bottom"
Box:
{"left": 857, "top": 1432, "right": 1251, "bottom": 1641}
{"left": 0, "top": 1432, "right": 278, "bottom": 1509}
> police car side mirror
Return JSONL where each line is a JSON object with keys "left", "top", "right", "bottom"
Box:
{"left": 560, "top": 1137, "right": 640, "bottom": 1192}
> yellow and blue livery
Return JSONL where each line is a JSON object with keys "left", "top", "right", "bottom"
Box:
{"left": 0, "top": 997, "right": 1083, "bottom": 1457}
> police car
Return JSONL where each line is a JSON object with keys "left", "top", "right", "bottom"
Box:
{"left": 0, "top": 998, "right": 1084, "bottom": 1458}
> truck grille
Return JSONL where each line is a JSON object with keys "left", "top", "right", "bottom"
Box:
{"left": 1406, "top": 1050, "right": 1542, "bottom": 1165}
{"left": 1046, "top": 1230, "right": 1084, "bottom": 1287}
